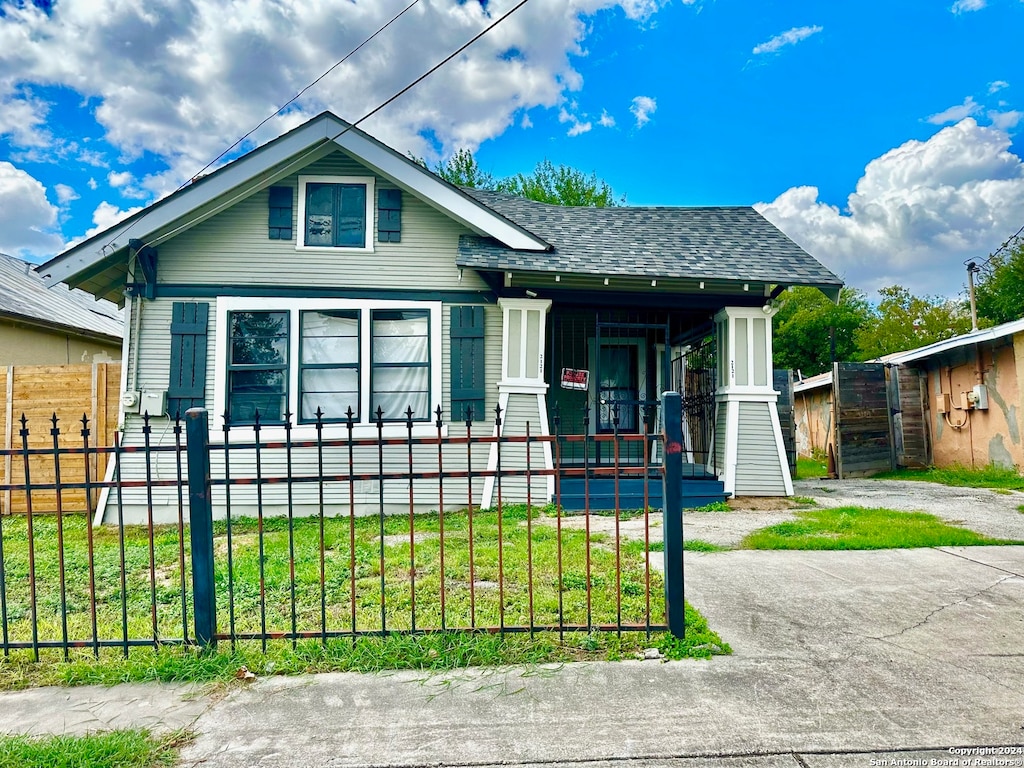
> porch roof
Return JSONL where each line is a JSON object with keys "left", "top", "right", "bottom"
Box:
{"left": 456, "top": 189, "right": 843, "bottom": 295}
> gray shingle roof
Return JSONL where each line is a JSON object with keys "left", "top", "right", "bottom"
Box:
{"left": 456, "top": 189, "right": 842, "bottom": 287}
{"left": 0, "top": 252, "right": 124, "bottom": 340}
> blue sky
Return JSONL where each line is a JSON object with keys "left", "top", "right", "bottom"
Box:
{"left": 1, "top": 0, "right": 1022, "bottom": 299}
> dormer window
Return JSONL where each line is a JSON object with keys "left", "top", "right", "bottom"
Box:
{"left": 296, "top": 175, "right": 375, "bottom": 250}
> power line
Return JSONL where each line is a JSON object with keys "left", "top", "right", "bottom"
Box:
{"left": 103, "top": 0, "right": 422, "bottom": 256}
{"left": 186, "top": 0, "right": 422, "bottom": 185}
{"left": 965, "top": 222, "right": 1024, "bottom": 276}
{"left": 111, "top": 0, "right": 532, "bottom": 257}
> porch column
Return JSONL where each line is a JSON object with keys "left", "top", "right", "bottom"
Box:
{"left": 714, "top": 307, "right": 793, "bottom": 497}
{"left": 482, "top": 298, "right": 554, "bottom": 508}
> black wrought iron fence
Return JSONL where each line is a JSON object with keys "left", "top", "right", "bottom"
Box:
{"left": 0, "top": 399, "right": 688, "bottom": 660}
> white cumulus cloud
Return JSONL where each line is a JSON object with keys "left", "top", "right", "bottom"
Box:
{"left": 54, "top": 183, "right": 79, "bottom": 205}
{"left": 598, "top": 109, "right": 615, "bottom": 128}
{"left": 0, "top": 0, "right": 671, "bottom": 203}
{"left": 927, "top": 96, "right": 981, "bottom": 125}
{"left": 0, "top": 162, "right": 64, "bottom": 259}
{"left": 988, "top": 80, "right": 1010, "bottom": 94}
{"left": 630, "top": 95, "right": 656, "bottom": 128}
{"left": 951, "top": 0, "right": 986, "bottom": 13}
{"left": 752, "top": 25, "right": 823, "bottom": 55}
{"left": 755, "top": 118, "right": 1024, "bottom": 297}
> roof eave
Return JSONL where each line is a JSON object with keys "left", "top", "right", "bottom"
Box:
{"left": 39, "top": 112, "right": 549, "bottom": 291}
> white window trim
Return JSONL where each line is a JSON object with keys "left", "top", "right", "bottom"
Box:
{"left": 213, "top": 296, "right": 444, "bottom": 440}
{"left": 295, "top": 174, "right": 376, "bottom": 252}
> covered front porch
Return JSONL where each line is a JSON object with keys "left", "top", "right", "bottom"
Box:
{"left": 484, "top": 290, "right": 793, "bottom": 510}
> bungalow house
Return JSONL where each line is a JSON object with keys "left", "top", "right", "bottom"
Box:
{"left": 0, "top": 251, "right": 122, "bottom": 365}
{"left": 38, "top": 112, "right": 842, "bottom": 523}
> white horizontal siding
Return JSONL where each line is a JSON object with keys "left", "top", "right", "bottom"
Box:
{"left": 157, "top": 150, "right": 489, "bottom": 291}
{"left": 734, "top": 401, "right": 786, "bottom": 496}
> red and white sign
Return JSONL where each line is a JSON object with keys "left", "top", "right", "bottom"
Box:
{"left": 560, "top": 368, "right": 590, "bottom": 391}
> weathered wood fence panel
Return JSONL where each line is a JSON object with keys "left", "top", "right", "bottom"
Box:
{"left": 891, "top": 366, "right": 929, "bottom": 468}
{"left": 832, "top": 362, "right": 895, "bottom": 478}
{"left": 2, "top": 362, "right": 121, "bottom": 514}
{"left": 773, "top": 369, "right": 797, "bottom": 475}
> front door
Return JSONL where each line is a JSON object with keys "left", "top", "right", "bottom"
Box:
{"left": 598, "top": 344, "right": 640, "bottom": 433}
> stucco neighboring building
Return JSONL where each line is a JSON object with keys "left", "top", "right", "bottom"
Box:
{"left": 0, "top": 252, "right": 123, "bottom": 365}
{"left": 794, "top": 318, "right": 1024, "bottom": 472}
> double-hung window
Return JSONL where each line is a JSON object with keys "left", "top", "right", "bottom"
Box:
{"left": 300, "top": 310, "right": 360, "bottom": 422}
{"left": 371, "top": 310, "right": 430, "bottom": 418}
{"left": 216, "top": 298, "right": 441, "bottom": 435}
{"left": 226, "top": 311, "right": 289, "bottom": 424}
{"left": 297, "top": 175, "right": 374, "bottom": 250}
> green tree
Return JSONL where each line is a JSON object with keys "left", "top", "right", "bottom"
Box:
{"left": 772, "top": 286, "right": 871, "bottom": 377}
{"left": 494, "top": 158, "right": 621, "bottom": 207}
{"left": 974, "top": 238, "right": 1024, "bottom": 325}
{"left": 417, "top": 149, "right": 621, "bottom": 207}
{"left": 431, "top": 147, "right": 496, "bottom": 189}
{"left": 854, "top": 285, "right": 972, "bottom": 359}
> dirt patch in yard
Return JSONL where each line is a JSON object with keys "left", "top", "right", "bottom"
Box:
{"left": 727, "top": 497, "right": 804, "bottom": 512}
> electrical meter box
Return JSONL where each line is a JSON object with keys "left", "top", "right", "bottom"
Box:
{"left": 935, "top": 393, "right": 951, "bottom": 414}
{"left": 139, "top": 390, "right": 167, "bottom": 417}
{"left": 972, "top": 384, "right": 989, "bottom": 410}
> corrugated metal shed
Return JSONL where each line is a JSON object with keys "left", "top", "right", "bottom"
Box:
{"left": 0, "top": 252, "right": 123, "bottom": 341}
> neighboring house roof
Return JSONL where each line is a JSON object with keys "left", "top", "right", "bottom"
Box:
{"left": 457, "top": 188, "right": 843, "bottom": 294}
{"left": 793, "top": 316, "right": 1024, "bottom": 393}
{"left": 37, "top": 112, "right": 549, "bottom": 303}
{"left": 0, "top": 252, "right": 123, "bottom": 342}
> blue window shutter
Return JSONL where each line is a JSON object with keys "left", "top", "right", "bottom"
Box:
{"left": 168, "top": 302, "right": 210, "bottom": 418}
{"left": 450, "top": 306, "right": 485, "bottom": 422}
{"left": 378, "top": 188, "right": 402, "bottom": 243}
{"left": 268, "top": 186, "right": 293, "bottom": 240}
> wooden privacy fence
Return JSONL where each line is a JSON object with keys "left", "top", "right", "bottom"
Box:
{"left": 2, "top": 362, "right": 121, "bottom": 515}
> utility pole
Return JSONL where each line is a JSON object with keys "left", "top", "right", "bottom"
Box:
{"left": 966, "top": 262, "right": 979, "bottom": 332}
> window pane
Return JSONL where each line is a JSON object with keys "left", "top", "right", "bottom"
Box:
{"left": 230, "top": 312, "right": 288, "bottom": 365}
{"left": 336, "top": 185, "right": 365, "bottom": 247}
{"left": 228, "top": 370, "right": 286, "bottom": 423}
{"left": 302, "top": 392, "right": 359, "bottom": 421}
{"left": 373, "top": 311, "right": 428, "bottom": 336}
{"left": 373, "top": 366, "right": 429, "bottom": 393}
{"left": 302, "top": 310, "right": 358, "bottom": 364}
{"left": 373, "top": 336, "right": 428, "bottom": 363}
{"left": 372, "top": 390, "right": 429, "bottom": 420}
{"left": 372, "top": 366, "right": 429, "bottom": 420}
{"left": 305, "top": 183, "right": 335, "bottom": 247}
{"left": 302, "top": 367, "right": 359, "bottom": 392}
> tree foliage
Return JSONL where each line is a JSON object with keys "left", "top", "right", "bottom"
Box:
{"left": 854, "top": 285, "right": 972, "bottom": 358}
{"left": 493, "top": 159, "right": 620, "bottom": 207}
{"left": 426, "top": 150, "right": 620, "bottom": 207}
{"left": 430, "top": 148, "right": 496, "bottom": 189}
{"left": 772, "top": 287, "right": 870, "bottom": 377}
{"left": 974, "top": 239, "right": 1024, "bottom": 325}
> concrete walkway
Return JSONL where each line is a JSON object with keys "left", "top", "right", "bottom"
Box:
{"left": 2, "top": 544, "right": 1022, "bottom": 767}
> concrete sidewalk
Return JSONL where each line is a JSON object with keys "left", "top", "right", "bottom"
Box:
{"left": 3, "top": 545, "right": 1023, "bottom": 767}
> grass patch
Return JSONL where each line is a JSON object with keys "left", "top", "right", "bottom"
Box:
{"left": 873, "top": 463, "right": 1024, "bottom": 491}
{"left": 797, "top": 453, "right": 829, "bottom": 479}
{"left": 0, "top": 729, "right": 187, "bottom": 768}
{"left": 1017, "top": 505, "right": 1024, "bottom": 514}
{"left": 740, "top": 506, "right": 1021, "bottom": 550}
{"left": 688, "top": 501, "right": 730, "bottom": 512}
{"left": 0, "top": 506, "right": 731, "bottom": 689}
{"left": 683, "top": 539, "right": 728, "bottom": 553}
{"left": 790, "top": 496, "right": 819, "bottom": 507}
{"left": 0, "top": 613, "right": 728, "bottom": 690}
